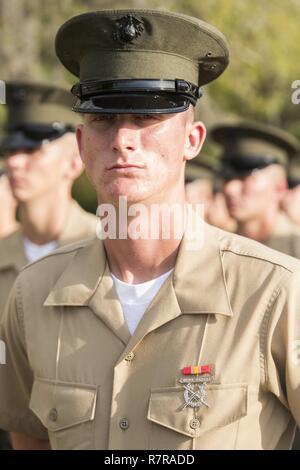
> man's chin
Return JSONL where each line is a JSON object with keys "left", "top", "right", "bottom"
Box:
{"left": 228, "top": 208, "right": 246, "bottom": 221}
{"left": 10, "top": 190, "right": 28, "bottom": 203}
{"left": 103, "top": 184, "right": 150, "bottom": 205}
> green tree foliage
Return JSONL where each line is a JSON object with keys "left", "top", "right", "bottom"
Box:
{"left": 174, "top": 0, "right": 300, "bottom": 135}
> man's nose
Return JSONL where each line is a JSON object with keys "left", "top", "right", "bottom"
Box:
{"left": 5, "top": 151, "right": 29, "bottom": 169}
{"left": 223, "top": 178, "right": 242, "bottom": 197}
{"left": 111, "top": 121, "right": 139, "bottom": 154}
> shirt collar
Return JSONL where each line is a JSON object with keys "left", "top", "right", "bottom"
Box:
{"left": 0, "top": 229, "right": 28, "bottom": 271}
{"left": 44, "top": 210, "right": 233, "bottom": 318}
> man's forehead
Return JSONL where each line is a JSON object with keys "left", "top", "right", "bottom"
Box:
{"left": 82, "top": 111, "right": 188, "bottom": 122}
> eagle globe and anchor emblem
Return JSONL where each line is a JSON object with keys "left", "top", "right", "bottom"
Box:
{"left": 113, "top": 15, "right": 145, "bottom": 45}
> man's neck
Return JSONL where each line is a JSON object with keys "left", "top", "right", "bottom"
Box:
{"left": 19, "top": 193, "right": 73, "bottom": 245}
{"left": 103, "top": 194, "right": 186, "bottom": 284}
{"left": 237, "top": 208, "right": 279, "bottom": 242}
{"left": 105, "top": 237, "right": 181, "bottom": 284}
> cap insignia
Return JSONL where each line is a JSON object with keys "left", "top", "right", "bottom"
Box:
{"left": 113, "top": 14, "right": 145, "bottom": 45}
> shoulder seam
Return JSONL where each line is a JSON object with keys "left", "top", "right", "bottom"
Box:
{"left": 221, "top": 248, "right": 295, "bottom": 273}
{"left": 259, "top": 269, "right": 292, "bottom": 389}
{"left": 15, "top": 277, "right": 26, "bottom": 347}
{"left": 20, "top": 243, "right": 86, "bottom": 272}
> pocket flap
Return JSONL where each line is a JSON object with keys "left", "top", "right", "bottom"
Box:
{"left": 148, "top": 383, "right": 247, "bottom": 438}
{"left": 29, "top": 378, "right": 98, "bottom": 432}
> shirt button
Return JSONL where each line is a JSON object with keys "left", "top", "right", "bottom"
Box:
{"left": 49, "top": 408, "right": 58, "bottom": 422}
{"left": 119, "top": 418, "right": 130, "bottom": 430}
{"left": 125, "top": 352, "right": 135, "bottom": 362}
{"left": 189, "top": 418, "right": 200, "bottom": 429}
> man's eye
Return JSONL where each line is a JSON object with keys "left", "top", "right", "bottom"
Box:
{"left": 135, "top": 114, "right": 157, "bottom": 121}
{"left": 93, "top": 115, "right": 114, "bottom": 122}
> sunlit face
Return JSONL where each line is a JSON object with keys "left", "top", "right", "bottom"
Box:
{"left": 4, "top": 138, "right": 71, "bottom": 203}
{"left": 223, "top": 168, "right": 280, "bottom": 222}
{"left": 76, "top": 111, "right": 205, "bottom": 204}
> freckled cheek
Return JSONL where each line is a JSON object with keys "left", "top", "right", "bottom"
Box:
{"left": 141, "top": 130, "right": 178, "bottom": 164}
{"left": 82, "top": 134, "right": 107, "bottom": 172}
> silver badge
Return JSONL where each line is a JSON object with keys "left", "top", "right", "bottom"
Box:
{"left": 181, "top": 381, "right": 209, "bottom": 409}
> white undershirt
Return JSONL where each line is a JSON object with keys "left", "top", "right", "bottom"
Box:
{"left": 111, "top": 269, "right": 173, "bottom": 335}
{"left": 23, "top": 236, "right": 58, "bottom": 263}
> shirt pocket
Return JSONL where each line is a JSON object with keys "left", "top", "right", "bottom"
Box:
{"left": 29, "top": 377, "right": 98, "bottom": 450}
{"left": 147, "top": 383, "right": 248, "bottom": 450}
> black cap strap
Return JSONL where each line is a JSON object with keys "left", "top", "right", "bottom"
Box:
{"left": 72, "top": 79, "right": 201, "bottom": 103}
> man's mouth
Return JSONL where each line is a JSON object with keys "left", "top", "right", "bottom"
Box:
{"left": 108, "top": 163, "right": 145, "bottom": 171}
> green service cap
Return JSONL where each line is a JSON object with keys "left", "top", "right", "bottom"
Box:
{"left": 287, "top": 156, "right": 300, "bottom": 188}
{"left": 211, "top": 121, "right": 299, "bottom": 179}
{"left": 0, "top": 82, "right": 78, "bottom": 154}
{"left": 55, "top": 9, "right": 229, "bottom": 114}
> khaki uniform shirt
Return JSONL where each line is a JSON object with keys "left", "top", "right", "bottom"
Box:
{"left": 0, "top": 216, "right": 300, "bottom": 450}
{"left": 0, "top": 201, "right": 97, "bottom": 319}
{"left": 263, "top": 212, "right": 300, "bottom": 258}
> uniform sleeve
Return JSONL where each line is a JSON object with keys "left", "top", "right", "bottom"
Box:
{"left": 0, "top": 276, "right": 48, "bottom": 439}
{"left": 265, "top": 268, "right": 300, "bottom": 426}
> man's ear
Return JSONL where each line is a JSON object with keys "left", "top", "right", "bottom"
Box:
{"left": 76, "top": 124, "right": 84, "bottom": 164}
{"left": 184, "top": 121, "right": 206, "bottom": 162}
{"left": 69, "top": 152, "right": 84, "bottom": 180}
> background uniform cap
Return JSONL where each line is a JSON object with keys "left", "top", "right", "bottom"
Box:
{"left": 211, "top": 121, "right": 300, "bottom": 179}
{"left": 55, "top": 9, "right": 229, "bottom": 114}
{"left": 0, "top": 82, "right": 78, "bottom": 154}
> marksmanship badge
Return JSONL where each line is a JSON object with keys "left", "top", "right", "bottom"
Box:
{"left": 179, "top": 364, "right": 214, "bottom": 410}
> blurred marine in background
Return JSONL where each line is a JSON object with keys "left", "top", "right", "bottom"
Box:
{"left": 0, "top": 82, "right": 97, "bottom": 320}
{"left": 211, "top": 121, "right": 300, "bottom": 256}
{"left": 0, "top": 83, "right": 98, "bottom": 449}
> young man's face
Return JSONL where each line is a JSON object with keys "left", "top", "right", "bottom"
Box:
{"left": 76, "top": 109, "right": 205, "bottom": 204}
{"left": 4, "top": 136, "right": 73, "bottom": 203}
{"left": 223, "top": 166, "right": 283, "bottom": 222}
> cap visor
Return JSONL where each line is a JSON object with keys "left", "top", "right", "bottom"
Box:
{"left": 73, "top": 93, "right": 191, "bottom": 114}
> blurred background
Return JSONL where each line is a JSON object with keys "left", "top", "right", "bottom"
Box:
{"left": 0, "top": 0, "right": 299, "bottom": 212}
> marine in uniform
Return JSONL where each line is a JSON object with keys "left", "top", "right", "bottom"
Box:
{"left": 0, "top": 82, "right": 98, "bottom": 319}
{"left": 211, "top": 121, "right": 300, "bottom": 256}
{"left": 0, "top": 82, "right": 98, "bottom": 449}
{"left": 0, "top": 10, "right": 300, "bottom": 450}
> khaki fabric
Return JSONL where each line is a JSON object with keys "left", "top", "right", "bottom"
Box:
{"left": 0, "top": 200, "right": 97, "bottom": 320}
{"left": 263, "top": 212, "right": 300, "bottom": 258}
{"left": 0, "top": 214, "right": 300, "bottom": 450}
